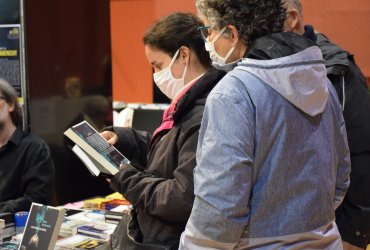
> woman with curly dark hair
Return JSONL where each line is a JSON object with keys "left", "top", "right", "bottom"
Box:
{"left": 179, "top": 0, "right": 350, "bottom": 249}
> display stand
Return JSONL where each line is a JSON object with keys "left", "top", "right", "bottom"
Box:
{"left": 0, "top": 0, "right": 29, "bottom": 131}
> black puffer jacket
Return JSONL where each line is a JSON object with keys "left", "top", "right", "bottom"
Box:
{"left": 109, "top": 68, "right": 225, "bottom": 249}
{"left": 305, "top": 25, "right": 370, "bottom": 248}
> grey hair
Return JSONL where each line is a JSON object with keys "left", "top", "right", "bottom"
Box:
{"left": 196, "top": 0, "right": 226, "bottom": 29}
{"left": 285, "top": 0, "right": 302, "bottom": 13}
{"left": 0, "top": 78, "right": 23, "bottom": 126}
{"left": 195, "top": 0, "right": 287, "bottom": 45}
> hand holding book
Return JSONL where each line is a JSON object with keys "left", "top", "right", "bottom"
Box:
{"left": 64, "top": 121, "right": 132, "bottom": 178}
{"left": 100, "top": 130, "right": 118, "bottom": 145}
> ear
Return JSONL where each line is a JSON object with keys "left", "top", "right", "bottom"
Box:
{"left": 226, "top": 25, "right": 240, "bottom": 47}
{"left": 284, "top": 8, "right": 304, "bottom": 34}
{"left": 7, "top": 102, "right": 15, "bottom": 113}
{"left": 178, "top": 46, "right": 190, "bottom": 65}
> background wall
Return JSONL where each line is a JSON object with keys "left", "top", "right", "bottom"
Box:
{"left": 301, "top": 0, "right": 370, "bottom": 78}
{"left": 110, "top": 0, "right": 195, "bottom": 103}
{"left": 25, "top": 0, "right": 114, "bottom": 205}
{"left": 110, "top": 0, "right": 370, "bottom": 103}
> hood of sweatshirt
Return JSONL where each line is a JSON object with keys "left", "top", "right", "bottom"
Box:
{"left": 237, "top": 33, "right": 328, "bottom": 116}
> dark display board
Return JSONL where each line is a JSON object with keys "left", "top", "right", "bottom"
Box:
{"left": 0, "top": 0, "right": 20, "bottom": 24}
{"left": 0, "top": 25, "right": 22, "bottom": 97}
{"left": 0, "top": 0, "right": 28, "bottom": 130}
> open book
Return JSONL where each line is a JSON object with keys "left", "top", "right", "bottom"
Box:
{"left": 64, "top": 120, "right": 131, "bottom": 177}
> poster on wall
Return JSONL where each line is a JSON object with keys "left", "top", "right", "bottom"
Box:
{"left": 0, "top": 24, "right": 23, "bottom": 102}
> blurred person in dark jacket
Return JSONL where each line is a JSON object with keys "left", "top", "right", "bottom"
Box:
{"left": 284, "top": 1, "right": 370, "bottom": 249}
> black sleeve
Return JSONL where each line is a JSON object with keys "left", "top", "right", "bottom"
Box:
{"left": 0, "top": 142, "right": 55, "bottom": 213}
{"left": 103, "top": 126, "right": 152, "bottom": 170}
{"left": 333, "top": 60, "right": 370, "bottom": 248}
{"left": 109, "top": 124, "right": 198, "bottom": 224}
{"left": 329, "top": 60, "right": 370, "bottom": 154}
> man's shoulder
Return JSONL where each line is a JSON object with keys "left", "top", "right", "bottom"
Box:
{"left": 16, "top": 129, "right": 49, "bottom": 148}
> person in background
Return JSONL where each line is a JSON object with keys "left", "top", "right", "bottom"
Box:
{"left": 284, "top": 1, "right": 370, "bottom": 249}
{"left": 101, "top": 13, "right": 225, "bottom": 249}
{"left": 179, "top": 0, "right": 351, "bottom": 249}
{"left": 0, "top": 78, "right": 55, "bottom": 213}
{"left": 68, "top": 95, "right": 111, "bottom": 132}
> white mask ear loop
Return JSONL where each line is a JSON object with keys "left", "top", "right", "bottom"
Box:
{"left": 224, "top": 46, "right": 235, "bottom": 61}
{"left": 167, "top": 49, "right": 180, "bottom": 70}
{"left": 225, "top": 33, "right": 239, "bottom": 61}
{"left": 172, "top": 49, "right": 188, "bottom": 81}
{"left": 181, "top": 62, "right": 188, "bottom": 81}
{"left": 208, "top": 26, "right": 228, "bottom": 44}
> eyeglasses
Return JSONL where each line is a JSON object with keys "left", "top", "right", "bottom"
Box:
{"left": 197, "top": 26, "right": 212, "bottom": 42}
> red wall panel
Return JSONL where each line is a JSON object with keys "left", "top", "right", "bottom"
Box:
{"left": 110, "top": 0, "right": 370, "bottom": 103}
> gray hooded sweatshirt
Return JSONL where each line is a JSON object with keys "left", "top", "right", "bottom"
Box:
{"left": 180, "top": 45, "right": 350, "bottom": 249}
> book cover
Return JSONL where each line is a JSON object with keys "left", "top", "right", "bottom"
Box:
{"left": 101, "top": 199, "right": 131, "bottom": 211}
{"left": 55, "top": 234, "right": 107, "bottom": 250}
{"left": 76, "top": 222, "right": 116, "bottom": 241}
{"left": 64, "top": 120, "right": 131, "bottom": 177}
{"left": 19, "top": 203, "right": 66, "bottom": 250}
{"left": 104, "top": 211, "right": 124, "bottom": 221}
{"left": 74, "top": 239, "right": 107, "bottom": 249}
{"left": 0, "top": 242, "right": 19, "bottom": 249}
{"left": 59, "top": 219, "right": 87, "bottom": 237}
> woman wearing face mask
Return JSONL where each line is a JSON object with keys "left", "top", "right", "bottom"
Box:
{"left": 101, "top": 12, "right": 225, "bottom": 250}
{"left": 179, "top": 0, "right": 350, "bottom": 249}
{"left": 199, "top": 19, "right": 247, "bottom": 72}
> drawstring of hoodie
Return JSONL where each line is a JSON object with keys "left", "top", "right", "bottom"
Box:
{"left": 341, "top": 76, "right": 346, "bottom": 111}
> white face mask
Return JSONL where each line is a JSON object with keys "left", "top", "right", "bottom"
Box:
{"left": 153, "top": 49, "right": 188, "bottom": 100}
{"left": 205, "top": 26, "right": 236, "bottom": 72}
{"left": 211, "top": 60, "right": 238, "bottom": 72}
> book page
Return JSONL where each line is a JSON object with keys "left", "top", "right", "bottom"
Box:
{"left": 72, "top": 145, "right": 101, "bottom": 176}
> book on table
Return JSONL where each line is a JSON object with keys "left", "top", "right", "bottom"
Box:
{"left": 19, "top": 203, "right": 66, "bottom": 250}
{"left": 64, "top": 120, "right": 131, "bottom": 178}
{"left": 0, "top": 241, "right": 19, "bottom": 249}
{"left": 76, "top": 222, "right": 116, "bottom": 241}
{"left": 0, "top": 213, "right": 15, "bottom": 239}
{"left": 55, "top": 234, "right": 108, "bottom": 250}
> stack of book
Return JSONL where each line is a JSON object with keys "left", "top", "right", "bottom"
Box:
{"left": 55, "top": 234, "right": 107, "bottom": 250}
{"left": 56, "top": 210, "right": 115, "bottom": 249}
{"left": 76, "top": 222, "right": 116, "bottom": 241}
{"left": 83, "top": 198, "right": 110, "bottom": 210}
{"left": 0, "top": 241, "right": 19, "bottom": 249}
{"left": 83, "top": 193, "right": 132, "bottom": 211}
{"left": 59, "top": 219, "right": 87, "bottom": 238}
{"left": 0, "top": 213, "right": 15, "bottom": 241}
{"left": 0, "top": 219, "right": 4, "bottom": 243}
{"left": 104, "top": 211, "right": 124, "bottom": 225}
{"left": 101, "top": 199, "right": 130, "bottom": 211}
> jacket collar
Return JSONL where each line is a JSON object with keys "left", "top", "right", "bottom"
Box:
{"left": 172, "top": 68, "right": 225, "bottom": 122}
{"left": 7, "top": 127, "right": 23, "bottom": 146}
{"left": 304, "top": 25, "right": 349, "bottom": 76}
{"left": 245, "top": 32, "right": 317, "bottom": 60}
